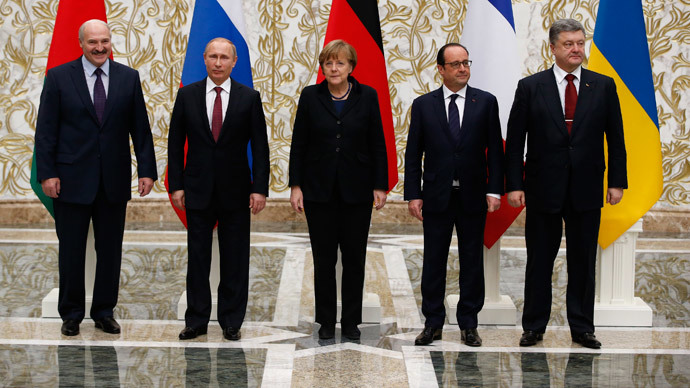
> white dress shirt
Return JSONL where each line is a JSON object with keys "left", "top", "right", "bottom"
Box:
{"left": 81, "top": 56, "right": 109, "bottom": 102}
{"left": 553, "top": 64, "right": 581, "bottom": 115}
{"left": 205, "top": 77, "right": 231, "bottom": 126}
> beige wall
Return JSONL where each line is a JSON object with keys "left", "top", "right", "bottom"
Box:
{"left": 0, "top": 1, "right": 688, "bottom": 214}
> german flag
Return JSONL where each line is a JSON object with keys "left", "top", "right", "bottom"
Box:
{"left": 319, "top": 0, "right": 398, "bottom": 191}
{"left": 30, "top": 0, "right": 108, "bottom": 218}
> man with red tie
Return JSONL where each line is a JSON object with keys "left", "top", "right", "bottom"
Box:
{"left": 505, "top": 19, "right": 627, "bottom": 349}
{"left": 167, "top": 38, "right": 270, "bottom": 341}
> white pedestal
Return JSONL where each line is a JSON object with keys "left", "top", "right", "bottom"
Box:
{"left": 177, "top": 230, "right": 220, "bottom": 320}
{"left": 335, "top": 249, "right": 381, "bottom": 323}
{"left": 446, "top": 241, "right": 516, "bottom": 325}
{"left": 42, "top": 223, "right": 96, "bottom": 318}
{"left": 594, "top": 218, "right": 653, "bottom": 326}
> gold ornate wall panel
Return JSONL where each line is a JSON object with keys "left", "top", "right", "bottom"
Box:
{"left": 0, "top": 0, "right": 688, "bottom": 209}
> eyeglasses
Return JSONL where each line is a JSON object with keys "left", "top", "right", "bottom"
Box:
{"left": 444, "top": 60, "right": 472, "bottom": 69}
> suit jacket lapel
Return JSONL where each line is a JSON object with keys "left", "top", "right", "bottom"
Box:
{"left": 316, "top": 81, "right": 339, "bottom": 119}
{"left": 217, "top": 78, "right": 242, "bottom": 142}
{"left": 70, "top": 58, "right": 99, "bottom": 125}
{"left": 101, "top": 59, "right": 118, "bottom": 126}
{"left": 196, "top": 80, "right": 215, "bottom": 142}
{"left": 571, "top": 69, "right": 596, "bottom": 135}
{"left": 538, "top": 68, "right": 569, "bottom": 136}
{"left": 432, "top": 87, "right": 455, "bottom": 145}
{"left": 458, "top": 86, "right": 477, "bottom": 148}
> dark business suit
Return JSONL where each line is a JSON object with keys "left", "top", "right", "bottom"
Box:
{"left": 289, "top": 76, "right": 388, "bottom": 327}
{"left": 167, "top": 77, "right": 269, "bottom": 331}
{"left": 35, "top": 57, "right": 157, "bottom": 322}
{"left": 505, "top": 67, "right": 627, "bottom": 334}
{"left": 404, "top": 85, "right": 504, "bottom": 329}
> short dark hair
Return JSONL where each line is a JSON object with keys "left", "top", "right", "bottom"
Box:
{"left": 549, "top": 19, "right": 586, "bottom": 45}
{"left": 436, "top": 43, "right": 469, "bottom": 66}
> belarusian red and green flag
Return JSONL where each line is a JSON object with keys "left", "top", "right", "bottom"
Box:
{"left": 30, "top": 0, "right": 108, "bottom": 217}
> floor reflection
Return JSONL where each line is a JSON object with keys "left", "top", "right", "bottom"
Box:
{"left": 431, "top": 351, "right": 689, "bottom": 387}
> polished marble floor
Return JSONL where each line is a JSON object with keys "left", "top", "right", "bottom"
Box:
{"left": 0, "top": 224, "right": 689, "bottom": 387}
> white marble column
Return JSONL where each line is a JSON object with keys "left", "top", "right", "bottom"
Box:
{"left": 594, "top": 218, "right": 653, "bottom": 326}
{"left": 446, "top": 240, "right": 516, "bottom": 325}
{"left": 42, "top": 223, "right": 96, "bottom": 318}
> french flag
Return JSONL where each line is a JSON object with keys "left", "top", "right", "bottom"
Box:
{"left": 164, "top": 0, "right": 253, "bottom": 226}
{"left": 461, "top": 0, "right": 522, "bottom": 248}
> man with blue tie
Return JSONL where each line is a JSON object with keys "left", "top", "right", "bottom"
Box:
{"left": 35, "top": 19, "right": 158, "bottom": 336}
{"left": 404, "top": 43, "right": 504, "bottom": 346}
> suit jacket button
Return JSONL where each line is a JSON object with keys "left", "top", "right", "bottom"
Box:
{"left": 336, "top": 134, "right": 341, "bottom": 139}
{"left": 335, "top": 147, "right": 340, "bottom": 152}
{"left": 337, "top": 120, "right": 341, "bottom": 125}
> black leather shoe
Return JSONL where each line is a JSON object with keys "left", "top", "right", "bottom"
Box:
{"left": 94, "top": 317, "right": 121, "bottom": 334}
{"left": 572, "top": 332, "right": 601, "bottom": 349}
{"left": 461, "top": 328, "right": 482, "bottom": 347}
{"left": 61, "top": 320, "right": 80, "bottom": 336}
{"left": 223, "top": 327, "right": 241, "bottom": 341}
{"left": 415, "top": 327, "right": 442, "bottom": 345}
{"left": 342, "top": 325, "right": 361, "bottom": 340}
{"left": 519, "top": 330, "right": 544, "bottom": 346}
{"left": 318, "top": 324, "right": 335, "bottom": 340}
{"left": 178, "top": 326, "right": 207, "bottom": 340}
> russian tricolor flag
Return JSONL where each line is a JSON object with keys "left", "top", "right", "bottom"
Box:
{"left": 589, "top": 0, "right": 662, "bottom": 248}
{"left": 164, "top": 0, "right": 254, "bottom": 226}
{"left": 461, "top": 0, "right": 522, "bottom": 248}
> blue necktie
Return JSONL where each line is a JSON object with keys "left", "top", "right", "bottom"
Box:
{"left": 448, "top": 94, "right": 461, "bottom": 143}
{"left": 94, "top": 68, "right": 106, "bottom": 124}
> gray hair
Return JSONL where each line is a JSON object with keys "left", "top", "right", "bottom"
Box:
{"left": 78, "top": 19, "right": 111, "bottom": 41}
{"left": 204, "top": 37, "right": 237, "bottom": 58}
{"left": 549, "top": 19, "right": 585, "bottom": 45}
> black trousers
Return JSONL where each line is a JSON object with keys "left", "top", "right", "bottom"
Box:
{"left": 420, "top": 189, "right": 486, "bottom": 329}
{"left": 304, "top": 193, "right": 372, "bottom": 327}
{"left": 522, "top": 202, "right": 601, "bottom": 335}
{"left": 184, "top": 190, "right": 250, "bottom": 330}
{"left": 53, "top": 184, "right": 127, "bottom": 322}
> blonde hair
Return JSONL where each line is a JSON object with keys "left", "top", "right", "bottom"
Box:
{"left": 318, "top": 39, "right": 357, "bottom": 72}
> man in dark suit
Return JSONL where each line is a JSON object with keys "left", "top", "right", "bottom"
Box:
{"left": 167, "top": 38, "right": 270, "bottom": 341}
{"left": 404, "top": 43, "right": 504, "bottom": 346}
{"left": 505, "top": 19, "right": 627, "bottom": 349}
{"left": 35, "top": 19, "right": 158, "bottom": 336}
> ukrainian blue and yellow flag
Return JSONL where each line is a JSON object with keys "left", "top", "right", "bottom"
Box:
{"left": 589, "top": 0, "right": 663, "bottom": 248}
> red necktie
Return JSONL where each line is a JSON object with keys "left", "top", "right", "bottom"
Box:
{"left": 212, "top": 86, "right": 223, "bottom": 141}
{"left": 564, "top": 74, "right": 577, "bottom": 135}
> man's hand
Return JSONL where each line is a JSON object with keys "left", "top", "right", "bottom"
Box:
{"left": 171, "top": 190, "right": 185, "bottom": 210}
{"left": 41, "top": 177, "right": 60, "bottom": 198}
{"left": 487, "top": 196, "right": 501, "bottom": 213}
{"left": 249, "top": 193, "right": 266, "bottom": 215}
{"left": 373, "top": 189, "right": 387, "bottom": 210}
{"left": 607, "top": 187, "right": 624, "bottom": 205}
{"left": 138, "top": 177, "right": 154, "bottom": 197}
{"left": 507, "top": 190, "right": 525, "bottom": 208}
{"left": 408, "top": 199, "right": 423, "bottom": 221}
{"left": 290, "top": 186, "right": 304, "bottom": 213}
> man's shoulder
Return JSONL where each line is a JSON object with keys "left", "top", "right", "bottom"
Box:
{"left": 581, "top": 68, "right": 615, "bottom": 84}
{"left": 467, "top": 85, "right": 497, "bottom": 100}
{"left": 520, "top": 68, "right": 552, "bottom": 84}
{"left": 413, "top": 87, "right": 442, "bottom": 104}
{"left": 46, "top": 58, "right": 81, "bottom": 75}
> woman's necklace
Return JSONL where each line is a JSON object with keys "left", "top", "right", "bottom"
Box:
{"left": 330, "top": 82, "right": 351, "bottom": 100}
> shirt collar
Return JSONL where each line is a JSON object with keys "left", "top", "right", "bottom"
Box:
{"left": 206, "top": 77, "right": 232, "bottom": 94}
{"left": 442, "top": 84, "right": 467, "bottom": 100}
{"left": 553, "top": 64, "right": 581, "bottom": 83}
{"left": 81, "top": 56, "right": 109, "bottom": 77}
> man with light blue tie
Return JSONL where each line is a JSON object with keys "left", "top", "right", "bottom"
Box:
{"left": 35, "top": 19, "right": 157, "bottom": 337}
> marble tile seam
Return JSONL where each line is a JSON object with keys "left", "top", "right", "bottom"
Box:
{"left": 293, "top": 342, "right": 404, "bottom": 359}
{"left": 0, "top": 338, "right": 295, "bottom": 350}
